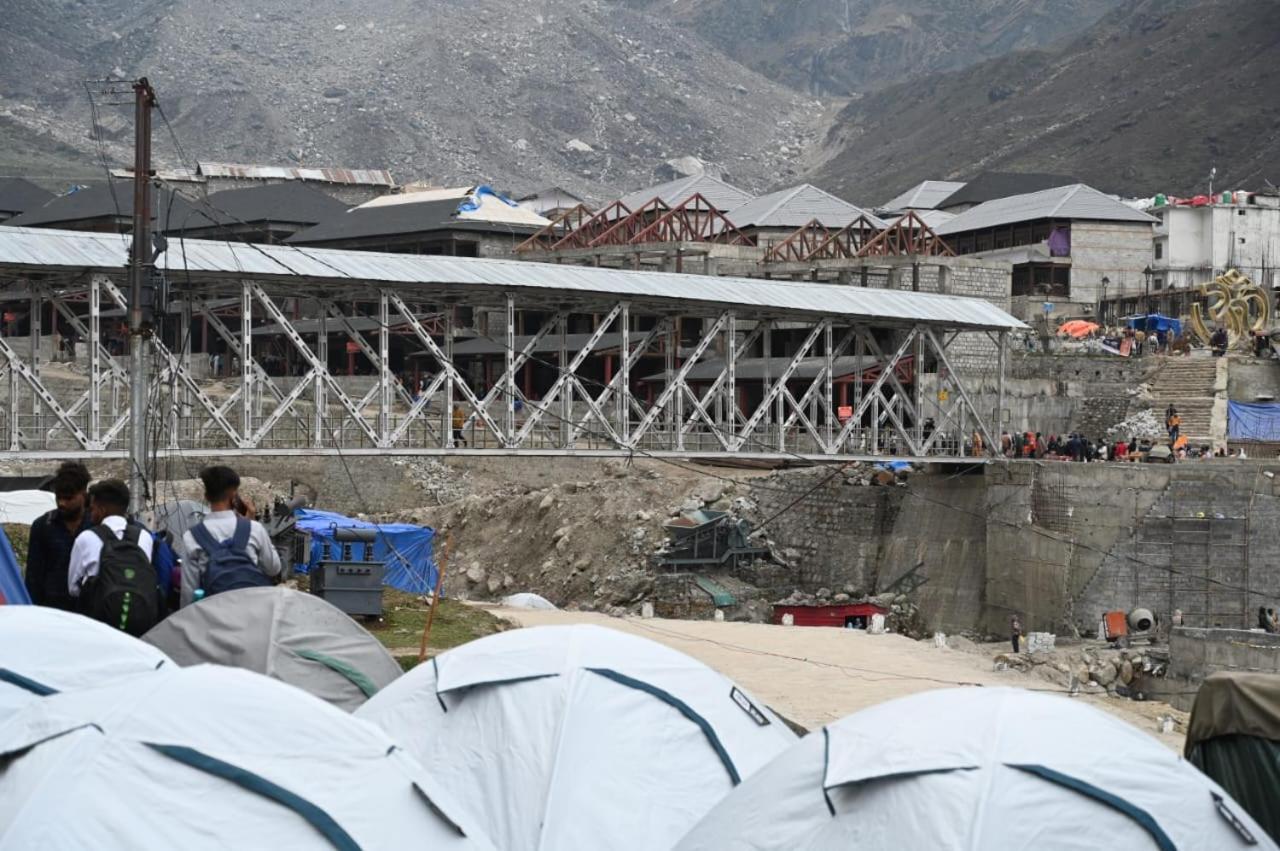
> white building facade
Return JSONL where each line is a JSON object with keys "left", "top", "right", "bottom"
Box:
{"left": 1149, "top": 193, "right": 1280, "bottom": 317}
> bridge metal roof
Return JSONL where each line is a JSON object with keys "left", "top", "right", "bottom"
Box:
{"left": 0, "top": 226, "right": 1024, "bottom": 331}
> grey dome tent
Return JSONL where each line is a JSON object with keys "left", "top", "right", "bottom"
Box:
{"left": 357, "top": 624, "right": 798, "bottom": 850}
{"left": 676, "top": 687, "right": 1274, "bottom": 851}
{"left": 1186, "top": 672, "right": 1280, "bottom": 843}
{"left": 143, "top": 587, "right": 402, "bottom": 711}
{"left": 0, "top": 664, "right": 494, "bottom": 849}
{"left": 0, "top": 607, "right": 171, "bottom": 721}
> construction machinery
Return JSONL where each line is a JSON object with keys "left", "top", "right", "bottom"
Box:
{"left": 654, "top": 509, "right": 770, "bottom": 571}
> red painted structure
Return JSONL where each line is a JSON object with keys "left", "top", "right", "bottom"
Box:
{"left": 772, "top": 602, "right": 888, "bottom": 628}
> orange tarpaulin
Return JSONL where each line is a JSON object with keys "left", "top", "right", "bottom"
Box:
{"left": 1058, "top": 320, "right": 1099, "bottom": 339}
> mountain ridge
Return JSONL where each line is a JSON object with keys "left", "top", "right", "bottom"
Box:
{"left": 806, "top": 0, "right": 1280, "bottom": 204}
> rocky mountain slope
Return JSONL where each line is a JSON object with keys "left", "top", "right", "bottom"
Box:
{"left": 615, "top": 0, "right": 1123, "bottom": 95}
{"left": 808, "top": 0, "right": 1280, "bottom": 204}
{"left": 0, "top": 0, "right": 820, "bottom": 199}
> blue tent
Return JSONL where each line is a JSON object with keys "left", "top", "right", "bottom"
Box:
{"left": 1126, "top": 314, "right": 1183, "bottom": 336}
{"left": 293, "top": 508, "right": 437, "bottom": 595}
{"left": 0, "top": 525, "right": 31, "bottom": 605}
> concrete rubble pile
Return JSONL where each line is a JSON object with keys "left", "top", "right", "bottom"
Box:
{"left": 389, "top": 458, "right": 473, "bottom": 505}
{"left": 1106, "top": 407, "right": 1164, "bottom": 439}
{"left": 993, "top": 644, "right": 1170, "bottom": 699}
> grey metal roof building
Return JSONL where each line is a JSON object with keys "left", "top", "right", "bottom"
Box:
{"left": 880, "top": 180, "right": 967, "bottom": 213}
{"left": 616, "top": 174, "right": 755, "bottom": 214}
{"left": 727, "top": 184, "right": 886, "bottom": 230}
{"left": 4, "top": 183, "right": 219, "bottom": 233}
{"left": 0, "top": 179, "right": 54, "bottom": 222}
{"left": 936, "top": 184, "right": 1157, "bottom": 235}
{"left": 935, "top": 172, "right": 1080, "bottom": 212}
{"left": 179, "top": 183, "right": 352, "bottom": 244}
{"left": 284, "top": 192, "right": 546, "bottom": 257}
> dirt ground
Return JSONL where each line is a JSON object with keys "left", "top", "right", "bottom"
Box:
{"left": 487, "top": 606, "right": 1189, "bottom": 751}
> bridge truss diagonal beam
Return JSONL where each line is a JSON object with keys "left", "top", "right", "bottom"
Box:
{"left": 0, "top": 270, "right": 1005, "bottom": 464}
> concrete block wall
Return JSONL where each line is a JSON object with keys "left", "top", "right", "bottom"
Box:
{"left": 878, "top": 472, "right": 989, "bottom": 633}
{"left": 1069, "top": 222, "right": 1155, "bottom": 303}
{"left": 965, "top": 353, "right": 1153, "bottom": 438}
{"left": 869, "top": 261, "right": 1011, "bottom": 376}
{"left": 1169, "top": 628, "right": 1280, "bottom": 679}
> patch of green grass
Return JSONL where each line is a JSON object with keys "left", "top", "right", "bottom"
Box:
{"left": 366, "top": 589, "right": 511, "bottom": 668}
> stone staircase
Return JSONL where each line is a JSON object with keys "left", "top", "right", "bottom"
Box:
{"left": 1147, "top": 357, "right": 1219, "bottom": 445}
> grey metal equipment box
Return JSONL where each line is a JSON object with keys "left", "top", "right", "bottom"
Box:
{"left": 309, "top": 560, "right": 386, "bottom": 617}
{"left": 309, "top": 527, "right": 385, "bottom": 617}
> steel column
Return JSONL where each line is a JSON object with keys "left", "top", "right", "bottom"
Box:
{"left": 997, "top": 331, "right": 1007, "bottom": 439}
{"left": 29, "top": 293, "right": 40, "bottom": 427}
{"left": 913, "top": 324, "right": 924, "bottom": 450}
{"left": 505, "top": 294, "right": 516, "bottom": 440}
{"left": 443, "top": 306, "right": 455, "bottom": 448}
{"left": 618, "top": 303, "right": 630, "bottom": 442}
{"left": 725, "top": 311, "right": 736, "bottom": 446}
{"left": 314, "top": 311, "right": 327, "bottom": 448}
{"left": 824, "top": 320, "right": 833, "bottom": 449}
{"left": 560, "top": 313, "right": 570, "bottom": 448}
{"left": 379, "top": 291, "right": 391, "bottom": 446}
{"left": 89, "top": 276, "right": 101, "bottom": 446}
{"left": 240, "top": 282, "right": 253, "bottom": 440}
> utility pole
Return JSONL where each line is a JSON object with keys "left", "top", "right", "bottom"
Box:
{"left": 128, "top": 78, "right": 157, "bottom": 513}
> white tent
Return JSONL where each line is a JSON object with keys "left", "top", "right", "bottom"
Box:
{"left": 0, "top": 664, "right": 494, "bottom": 850}
{"left": 0, "top": 607, "right": 172, "bottom": 721}
{"left": 0, "top": 490, "right": 54, "bottom": 525}
{"left": 357, "top": 624, "right": 798, "bottom": 850}
{"left": 676, "top": 687, "right": 1276, "bottom": 851}
{"left": 143, "top": 587, "right": 403, "bottom": 711}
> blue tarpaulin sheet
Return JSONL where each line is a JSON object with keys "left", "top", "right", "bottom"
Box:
{"left": 0, "top": 525, "right": 30, "bottom": 605}
{"left": 1228, "top": 401, "right": 1280, "bottom": 442}
{"left": 293, "top": 508, "right": 437, "bottom": 595}
{"left": 1126, "top": 314, "right": 1182, "bottom": 336}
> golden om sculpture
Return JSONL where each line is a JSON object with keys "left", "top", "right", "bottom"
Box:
{"left": 1189, "top": 268, "right": 1270, "bottom": 349}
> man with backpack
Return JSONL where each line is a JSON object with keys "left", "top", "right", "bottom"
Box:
{"left": 180, "top": 465, "right": 283, "bottom": 606}
{"left": 66, "top": 479, "right": 159, "bottom": 636}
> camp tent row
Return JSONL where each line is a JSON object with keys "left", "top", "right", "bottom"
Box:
{"left": 356, "top": 624, "right": 801, "bottom": 850}
{"left": 2, "top": 603, "right": 1276, "bottom": 850}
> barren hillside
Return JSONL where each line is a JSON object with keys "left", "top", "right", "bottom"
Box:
{"left": 0, "top": 0, "right": 819, "bottom": 198}
{"left": 616, "top": 0, "right": 1123, "bottom": 95}
{"left": 808, "top": 0, "right": 1280, "bottom": 203}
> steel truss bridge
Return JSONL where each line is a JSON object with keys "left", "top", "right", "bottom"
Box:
{"left": 0, "top": 227, "right": 1023, "bottom": 463}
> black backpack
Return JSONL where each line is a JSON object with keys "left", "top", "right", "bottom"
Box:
{"left": 83, "top": 523, "right": 160, "bottom": 636}
{"left": 191, "top": 517, "right": 272, "bottom": 597}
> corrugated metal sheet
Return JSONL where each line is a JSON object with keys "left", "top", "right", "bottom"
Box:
{"left": 196, "top": 162, "right": 396, "bottom": 187}
{"left": 0, "top": 226, "right": 1025, "bottom": 331}
{"left": 615, "top": 174, "right": 755, "bottom": 215}
{"left": 915, "top": 209, "right": 957, "bottom": 229}
{"left": 0, "top": 227, "right": 130, "bottom": 268}
{"left": 728, "top": 184, "right": 886, "bottom": 229}
{"left": 936, "top": 184, "right": 1157, "bottom": 235}
{"left": 880, "top": 180, "right": 967, "bottom": 212}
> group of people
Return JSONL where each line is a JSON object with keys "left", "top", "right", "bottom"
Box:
{"left": 998, "top": 429, "right": 1227, "bottom": 463}
{"left": 998, "top": 430, "right": 1143, "bottom": 462}
{"left": 992, "top": 402, "right": 1237, "bottom": 464}
{"left": 24, "top": 461, "right": 284, "bottom": 635}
